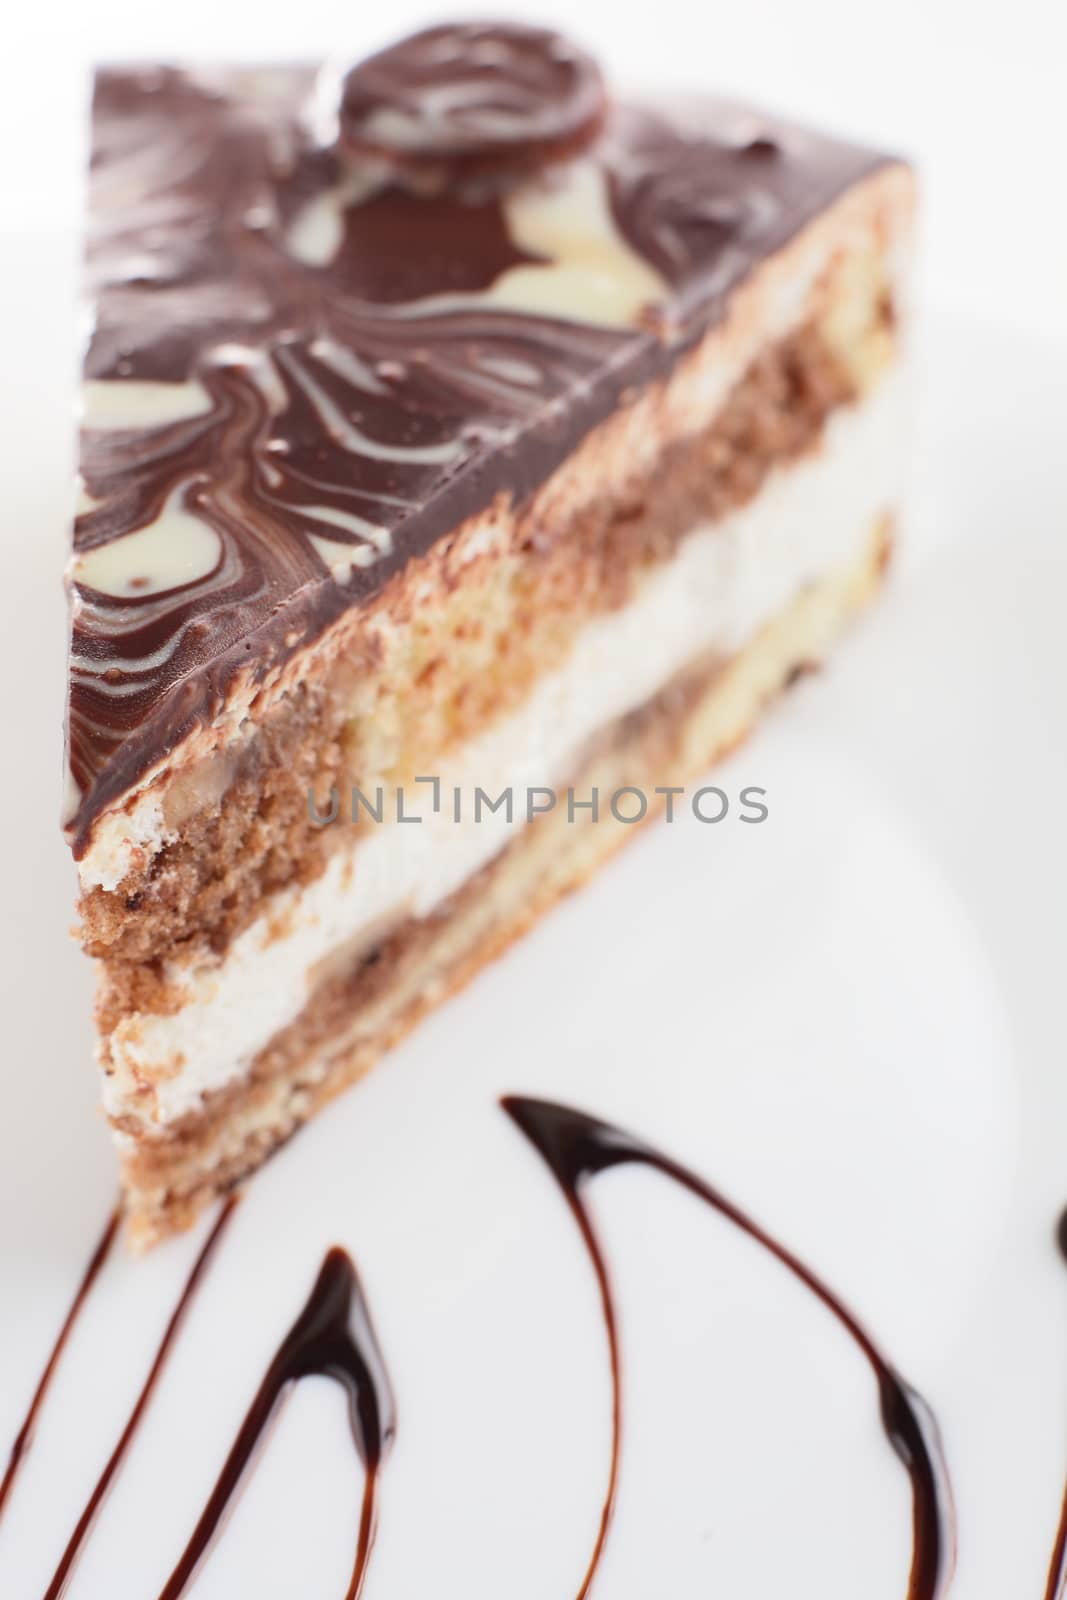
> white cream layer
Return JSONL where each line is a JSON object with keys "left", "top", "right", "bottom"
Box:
{"left": 104, "top": 367, "right": 908, "bottom": 1130}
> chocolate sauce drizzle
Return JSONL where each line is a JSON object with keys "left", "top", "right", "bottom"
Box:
{"left": 502, "top": 1095, "right": 955, "bottom": 1599}
{"left": 0, "top": 1207, "right": 120, "bottom": 1525}
{"left": 1, "top": 1208, "right": 393, "bottom": 1599}
{"left": 43, "top": 1198, "right": 236, "bottom": 1600}
{"left": 157, "top": 1246, "right": 395, "bottom": 1600}
{"left": 1042, "top": 1208, "right": 1067, "bottom": 1600}
{"left": 4, "top": 1102, "right": 967, "bottom": 1595}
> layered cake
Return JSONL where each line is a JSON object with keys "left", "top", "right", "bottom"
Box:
{"left": 66, "top": 23, "right": 915, "bottom": 1244}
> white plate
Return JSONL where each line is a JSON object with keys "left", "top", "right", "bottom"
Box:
{"left": 1, "top": 227, "right": 1066, "bottom": 1598}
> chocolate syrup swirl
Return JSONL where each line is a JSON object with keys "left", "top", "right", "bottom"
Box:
{"left": 157, "top": 1247, "right": 395, "bottom": 1600}
{"left": 43, "top": 1198, "right": 236, "bottom": 1600}
{"left": 0, "top": 1208, "right": 119, "bottom": 1525}
{"left": 3, "top": 1106, "right": 971, "bottom": 1594}
{"left": 1042, "top": 1207, "right": 1067, "bottom": 1600}
{"left": 502, "top": 1095, "right": 955, "bottom": 1598}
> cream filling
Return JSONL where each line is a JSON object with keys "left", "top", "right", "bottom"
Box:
{"left": 103, "top": 367, "right": 907, "bottom": 1130}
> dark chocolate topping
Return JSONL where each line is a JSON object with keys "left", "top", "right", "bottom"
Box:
{"left": 502, "top": 1096, "right": 955, "bottom": 1598}
{"left": 67, "top": 41, "right": 895, "bottom": 852}
{"left": 339, "top": 21, "right": 606, "bottom": 173}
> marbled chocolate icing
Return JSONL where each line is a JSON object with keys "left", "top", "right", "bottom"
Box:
{"left": 339, "top": 21, "right": 606, "bottom": 173}
{"left": 66, "top": 28, "right": 893, "bottom": 855}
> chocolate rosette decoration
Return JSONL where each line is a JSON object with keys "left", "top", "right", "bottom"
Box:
{"left": 339, "top": 22, "right": 606, "bottom": 182}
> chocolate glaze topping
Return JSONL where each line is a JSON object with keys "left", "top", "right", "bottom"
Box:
{"left": 502, "top": 1096, "right": 955, "bottom": 1598}
{"left": 67, "top": 28, "right": 895, "bottom": 855}
{"left": 339, "top": 22, "right": 606, "bottom": 174}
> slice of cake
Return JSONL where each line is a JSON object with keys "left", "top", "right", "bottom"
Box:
{"left": 66, "top": 23, "right": 915, "bottom": 1245}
